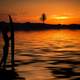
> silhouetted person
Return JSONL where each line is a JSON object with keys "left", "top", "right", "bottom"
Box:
{"left": 0, "top": 15, "right": 15, "bottom": 70}
{"left": 0, "top": 26, "right": 9, "bottom": 69}
{"left": 9, "top": 15, "right": 15, "bottom": 70}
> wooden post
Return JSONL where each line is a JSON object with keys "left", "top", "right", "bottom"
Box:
{"left": 9, "top": 15, "right": 14, "bottom": 69}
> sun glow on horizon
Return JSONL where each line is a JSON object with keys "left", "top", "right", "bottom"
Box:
{"left": 50, "top": 15, "right": 69, "bottom": 20}
{"left": 48, "top": 15, "right": 71, "bottom": 24}
{"left": 54, "top": 16, "right": 69, "bottom": 20}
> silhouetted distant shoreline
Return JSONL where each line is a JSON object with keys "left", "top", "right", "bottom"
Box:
{"left": 0, "top": 22, "right": 80, "bottom": 31}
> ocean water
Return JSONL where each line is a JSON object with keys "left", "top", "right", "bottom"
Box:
{"left": 0, "top": 30, "right": 80, "bottom": 80}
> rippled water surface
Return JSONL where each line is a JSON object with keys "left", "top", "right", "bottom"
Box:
{"left": 0, "top": 30, "right": 80, "bottom": 80}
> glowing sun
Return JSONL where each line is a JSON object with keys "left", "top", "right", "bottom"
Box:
{"left": 54, "top": 16, "right": 69, "bottom": 20}
{"left": 49, "top": 15, "right": 71, "bottom": 24}
{"left": 50, "top": 15, "right": 69, "bottom": 20}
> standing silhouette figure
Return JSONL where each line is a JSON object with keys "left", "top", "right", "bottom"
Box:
{"left": 0, "top": 26, "right": 10, "bottom": 69}
{"left": 0, "top": 15, "right": 15, "bottom": 70}
{"left": 9, "top": 15, "right": 15, "bottom": 70}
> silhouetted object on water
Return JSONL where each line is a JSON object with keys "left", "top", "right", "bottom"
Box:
{"left": 40, "top": 13, "right": 47, "bottom": 24}
{"left": 0, "top": 26, "right": 10, "bottom": 69}
{"left": 9, "top": 15, "right": 15, "bottom": 69}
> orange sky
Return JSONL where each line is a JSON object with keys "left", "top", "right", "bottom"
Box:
{"left": 0, "top": 0, "right": 80, "bottom": 24}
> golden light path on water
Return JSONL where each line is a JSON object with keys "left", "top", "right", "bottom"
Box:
{"left": 15, "top": 30, "right": 80, "bottom": 52}
{"left": 0, "top": 30, "right": 80, "bottom": 80}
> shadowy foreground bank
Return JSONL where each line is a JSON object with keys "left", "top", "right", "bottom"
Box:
{"left": 0, "top": 69, "right": 25, "bottom": 80}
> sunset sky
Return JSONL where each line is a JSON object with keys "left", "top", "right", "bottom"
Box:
{"left": 0, "top": 0, "right": 80, "bottom": 24}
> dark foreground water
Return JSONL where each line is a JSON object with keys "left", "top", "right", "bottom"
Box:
{"left": 0, "top": 30, "right": 80, "bottom": 80}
